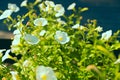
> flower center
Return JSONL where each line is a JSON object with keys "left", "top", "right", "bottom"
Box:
{"left": 58, "top": 36, "right": 63, "bottom": 41}
{"left": 41, "top": 74, "right": 47, "bottom": 80}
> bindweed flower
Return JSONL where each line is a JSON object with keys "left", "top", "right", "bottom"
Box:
{"left": 39, "top": 1, "right": 55, "bottom": 13}
{"left": 54, "top": 4, "right": 65, "bottom": 17}
{"left": 8, "top": 3, "right": 19, "bottom": 12}
{"left": 34, "top": 18, "right": 48, "bottom": 26}
{"left": 55, "top": 30, "right": 70, "bottom": 44}
{"left": 57, "top": 18, "right": 66, "bottom": 25}
{"left": 39, "top": 30, "right": 46, "bottom": 36}
{"left": 44, "top": 1, "right": 55, "bottom": 13}
{"left": 12, "top": 34, "right": 21, "bottom": 46}
{"left": 67, "top": 3, "right": 76, "bottom": 10}
{"left": 10, "top": 71, "right": 20, "bottom": 80}
{"left": 0, "top": 10, "right": 13, "bottom": 20}
{"left": 72, "top": 24, "right": 85, "bottom": 30}
{"left": 20, "top": 0, "right": 27, "bottom": 7}
{"left": 36, "top": 66, "right": 57, "bottom": 80}
{"left": 39, "top": 3, "right": 47, "bottom": 11}
{"left": 13, "top": 28, "right": 22, "bottom": 35}
{"left": 23, "top": 60, "right": 31, "bottom": 67}
{"left": 0, "top": 0, "right": 119, "bottom": 80}
{"left": 95, "top": 26, "right": 103, "bottom": 32}
{"left": 24, "top": 34, "right": 40, "bottom": 45}
{"left": 2, "top": 49, "right": 15, "bottom": 62}
{"left": 72, "top": 24, "right": 79, "bottom": 29}
{"left": 45, "top": 1, "right": 55, "bottom": 8}
{"left": 101, "top": 30, "right": 112, "bottom": 41}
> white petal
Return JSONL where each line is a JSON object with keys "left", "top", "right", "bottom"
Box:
{"left": 20, "top": 0, "right": 27, "bottom": 7}
{"left": 10, "top": 71, "right": 19, "bottom": 80}
{"left": 54, "top": 4, "right": 65, "bottom": 17}
{"left": 101, "top": 30, "right": 112, "bottom": 41}
{"left": 95, "top": 26, "right": 103, "bottom": 32}
{"left": 23, "top": 60, "right": 30, "bottom": 67}
{"left": 55, "top": 31, "right": 70, "bottom": 44}
{"left": 114, "top": 59, "right": 120, "bottom": 64}
{"left": 39, "top": 30, "right": 46, "bottom": 36}
{"left": 2, "top": 49, "right": 11, "bottom": 62}
{"left": 13, "top": 29, "right": 21, "bottom": 35}
{"left": 34, "top": 18, "right": 48, "bottom": 26}
{"left": 0, "top": 10, "right": 13, "bottom": 20}
{"left": 36, "top": 66, "right": 57, "bottom": 80}
{"left": 57, "top": 18, "right": 66, "bottom": 24}
{"left": 24, "top": 34, "right": 40, "bottom": 45}
{"left": 67, "top": 3, "right": 76, "bottom": 10}
{"left": 38, "top": 3, "right": 46, "bottom": 11}
{"left": 45, "top": 1, "right": 55, "bottom": 7}
{"left": 12, "top": 34, "right": 21, "bottom": 45}
{"left": 8, "top": 3, "right": 19, "bottom": 12}
{"left": 72, "top": 24, "right": 79, "bottom": 29}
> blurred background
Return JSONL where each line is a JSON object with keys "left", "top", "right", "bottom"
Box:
{"left": 0, "top": 0, "right": 120, "bottom": 48}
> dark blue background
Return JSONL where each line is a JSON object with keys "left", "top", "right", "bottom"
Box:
{"left": 0, "top": 0, "right": 120, "bottom": 32}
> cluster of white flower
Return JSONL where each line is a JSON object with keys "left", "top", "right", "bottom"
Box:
{"left": 0, "top": 0, "right": 116, "bottom": 80}
{"left": 0, "top": 3, "right": 19, "bottom": 20}
{"left": 39, "top": 0, "right": 65, "bottom": 17}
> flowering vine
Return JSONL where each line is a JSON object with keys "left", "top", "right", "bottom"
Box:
{"left": 0, "top": 0, "right": 120, "bottom": 80}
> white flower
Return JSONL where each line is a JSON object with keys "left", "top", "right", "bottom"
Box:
{"left": 24, "top": 34, "right": 40, "bottom": 45}
{"left": 39, "top": 30, "right": 46, "bottom": 36}
{"left": 8, "top": 3, "right": 19, "bottom": 12}
{"left": 13, "top": 28, "right": 22, "bottom": 35}
{"left": 39, "top": 1, "right": 55, "bottom": 13}
{"left": 20, "top": 0, "right": 27, "bottom": 7}
{"left": 67, "top": 3, "right": 76, "bottom": 10}
{"left": 45, "top": 1, "right": 55, "bottom": 7}
{"left": 0, "top": 10, "right": 13, "bottom": 20}
{"left": 114, "top": 59, "right": 120, "bottom": 64}
{"left": 54, "top": 4, "right": 65, "bottom": 17}
{"left": 101, "top": 30, "right": 112, "bottom": 41}
{"left": 44, "top": 1, "right": 55, "bottom": 13}
{"left": 23, "top": 60, "right": 31, "bottom": 67}
{"left": 2, "top": 49, "right": 15, "bottom": 62}
{"left": 55, "top": 31, "right": 70, "bottom": 44}
{"left": 57, "top": 18, "right": 66, "bottom": 25}
{"left": 12, "top": 34, "right": 21, "bottom": 46}
{"left": 34, "top": 18, "right": 48, "bottom": 26}
{"left": 10, "top": 71, "right": 19, "bottom": 80}
{"left": 36, "top": 66, "right": 57, "bottom": 80}
{"left": 95, "top": 26, "right": 103, "bottom": 32}
{"left": 72, "top": 24, "right": 85, "bottom": 30}
{"left": 72, "top": 24, "right": 79, "bottom": 29}
{"left": 39, "top": 3, "right": 46, "bottom": 11}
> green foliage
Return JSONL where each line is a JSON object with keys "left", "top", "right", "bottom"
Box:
{"left": 0, "top": 0, "right": 120, "bottom": 80}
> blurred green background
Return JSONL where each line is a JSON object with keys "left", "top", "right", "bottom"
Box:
{"left": 0, "top": 0, "right": 120, "bottom": 48}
